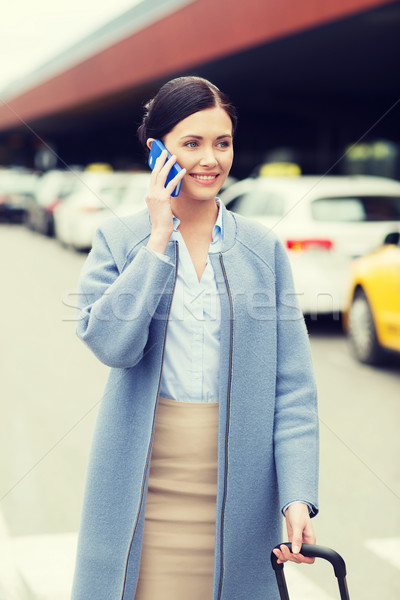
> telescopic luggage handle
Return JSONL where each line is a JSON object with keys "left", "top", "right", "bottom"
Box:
{"left": 270, "top": 543, "right": 350, "bottom": 600}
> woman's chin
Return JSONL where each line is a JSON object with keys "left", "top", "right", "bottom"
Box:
{"left": 180, "top": 180, "right": 224, "bottom": 201}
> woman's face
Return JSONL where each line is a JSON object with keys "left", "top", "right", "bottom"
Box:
{"left": 150, "top": 106, "right": 234, "bottom": 202}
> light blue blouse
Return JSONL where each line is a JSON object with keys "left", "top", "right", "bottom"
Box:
{"left": 153, "top": 201, "right": 223, "bottom": 403}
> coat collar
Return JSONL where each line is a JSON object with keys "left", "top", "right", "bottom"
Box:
{"left": 145, "top": 201, "right": 237, "bottom": 256}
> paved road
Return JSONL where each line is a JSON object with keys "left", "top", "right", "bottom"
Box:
{"left": 1, "top": 224, "right": 399, "bottom": 599}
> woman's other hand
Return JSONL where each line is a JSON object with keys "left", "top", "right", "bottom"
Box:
{"left": 146, "top": 149, "right": 186, "bottom": 254}
{"left": 273, "top": 502, "right": 316, "bottom": 565}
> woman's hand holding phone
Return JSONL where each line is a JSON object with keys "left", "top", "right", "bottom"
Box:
{"left": 146, "top": 149, "right": 186, "bottom": 255}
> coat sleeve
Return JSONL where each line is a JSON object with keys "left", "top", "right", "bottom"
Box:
{"left": 75, "top": 227, "right": 175, "bottom": 368}
{"left": 272, "top": 239, "right": 319, "bottom": 517}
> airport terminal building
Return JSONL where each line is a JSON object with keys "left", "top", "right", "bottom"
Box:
{"left": 0, "top": 0, "right": 399, "bottom": 178}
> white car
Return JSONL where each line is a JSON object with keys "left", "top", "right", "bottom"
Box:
{"left": 25, "top": 168, "right": 82, "bottom": 235}
{"left": 110, "top": 172, "right": 151, "bottom": 218}
{"left": 0, "top": 168, "right": 39, "bottom": 222}
{"left": 54, "top": 171, "right": 150, "bottom": 250}
{"left": 220, "top": 175, "right": 400, "bottom": 316}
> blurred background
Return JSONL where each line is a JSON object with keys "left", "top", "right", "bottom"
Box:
{"left": 1, "top": 0, "right": 399, "bottom": 598}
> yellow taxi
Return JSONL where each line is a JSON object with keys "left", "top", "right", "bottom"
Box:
{"left": 344, "top": 232, "right": 400, "bottom": 364}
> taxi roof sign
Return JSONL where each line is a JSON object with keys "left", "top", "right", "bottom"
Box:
{"left": 85, "top": 163, "right": 113, "bottom": 172}
{"left": 259, "top": 162, "right": 301, "bottom": 177}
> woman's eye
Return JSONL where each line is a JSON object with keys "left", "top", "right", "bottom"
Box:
{"left": 217, "top": 141, "right": 230, "bottom": 148}
{"left": 185, "top": 141, "right": 198, "bottom": 148}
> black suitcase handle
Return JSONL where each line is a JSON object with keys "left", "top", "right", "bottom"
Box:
{"left": 270, "top": 543, "right": 350, "bottom": 600}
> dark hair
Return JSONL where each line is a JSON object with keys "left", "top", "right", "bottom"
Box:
{"left": 137, "top": 76, "right": 237, "bottom": 151}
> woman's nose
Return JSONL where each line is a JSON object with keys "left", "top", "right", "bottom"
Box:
{"left": 199, "top": 147, "right": 217, "bottom": 167}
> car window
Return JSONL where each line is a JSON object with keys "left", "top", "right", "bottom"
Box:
{"left": 229, "top": 189, "right": 285, "bottom": 217}
{"left": 311, "top": 196, "right": 400, "bottom": 222}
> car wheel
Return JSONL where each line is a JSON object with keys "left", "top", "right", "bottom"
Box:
{"left": 348, "top": 290, "right": 385, "bottom": 365}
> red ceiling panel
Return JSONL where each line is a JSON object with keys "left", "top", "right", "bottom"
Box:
{"left": 0, "top": 0, "right": 395, "bottom": 129}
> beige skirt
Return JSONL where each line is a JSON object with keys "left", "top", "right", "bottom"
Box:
{"left": 134, "top": 396, "right": 219, "bottom": 600}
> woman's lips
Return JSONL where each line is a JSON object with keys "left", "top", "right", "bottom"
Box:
{"left": 189, "top": 173, "right": 220, "bottom": 186}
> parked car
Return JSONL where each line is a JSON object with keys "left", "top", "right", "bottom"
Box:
{"left": 220, "top": 175, "right": 400, "bottom": 316}
{"left": 53, "top": 171, "right": 150, "bottom": 250}
{"left": 219, "top": 176, "right": 255, "bottom": 206}
{"left": 24, "top": 169, "right": 82, "bottom": 235}
{"left": 343, "top": 231, "right": 400, "bottom": 364}
{"left": 0, "top": 168, "right": 38, "bottom": 222}
{"left": 108, "top": 172, "right": 150, "bottom": 217}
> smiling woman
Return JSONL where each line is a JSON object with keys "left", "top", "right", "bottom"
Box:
{"left": 160, "top": 108, "right": 233, "bottom": 196}
{"left": 71, "top": 76, "right": 319, "bottom": 600}
{"left": 139, "top": 77, "right": 237, "bottom": 281}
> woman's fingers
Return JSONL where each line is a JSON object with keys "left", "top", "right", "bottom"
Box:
{"left": 153, "top": 149, "right": 168, "bottom": 172}
{"left": 154, "top": 151, "right": 176, "bottom": 181}
{"left": 282, "top": 502, "right": 316, "bottom": 565}
{"left": 150, "top": 151, "right": 186, "bottom": 196}
{"left": 273, "top": 544, "right": 315, "bottom": 565}
{"left": 273, "top": 545, "right": 300, "bottom": 564}
{"left": 150, "top": 149, "right": 170, "bottom": 184}
{"left": 165, "top": 167, "right": 186, "bottom": 195}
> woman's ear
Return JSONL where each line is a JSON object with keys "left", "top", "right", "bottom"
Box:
{"left": 146, "top": 138, "right": 155, "bottom": 151}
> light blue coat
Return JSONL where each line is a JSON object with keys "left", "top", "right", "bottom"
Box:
{"left": 71, "top": 203, "right": 319, "bottom": 600}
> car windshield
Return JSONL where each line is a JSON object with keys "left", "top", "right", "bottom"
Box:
{"left": 311, "top": 196, "right": 400, "bottom": 222}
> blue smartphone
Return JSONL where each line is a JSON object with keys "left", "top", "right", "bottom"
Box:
{"left": 148, "top": 139, "right": 183, "bottom": 197}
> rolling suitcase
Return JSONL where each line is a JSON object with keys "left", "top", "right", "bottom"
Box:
{"left": 270, "top": 543, "right": 350, "bottom": 599}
